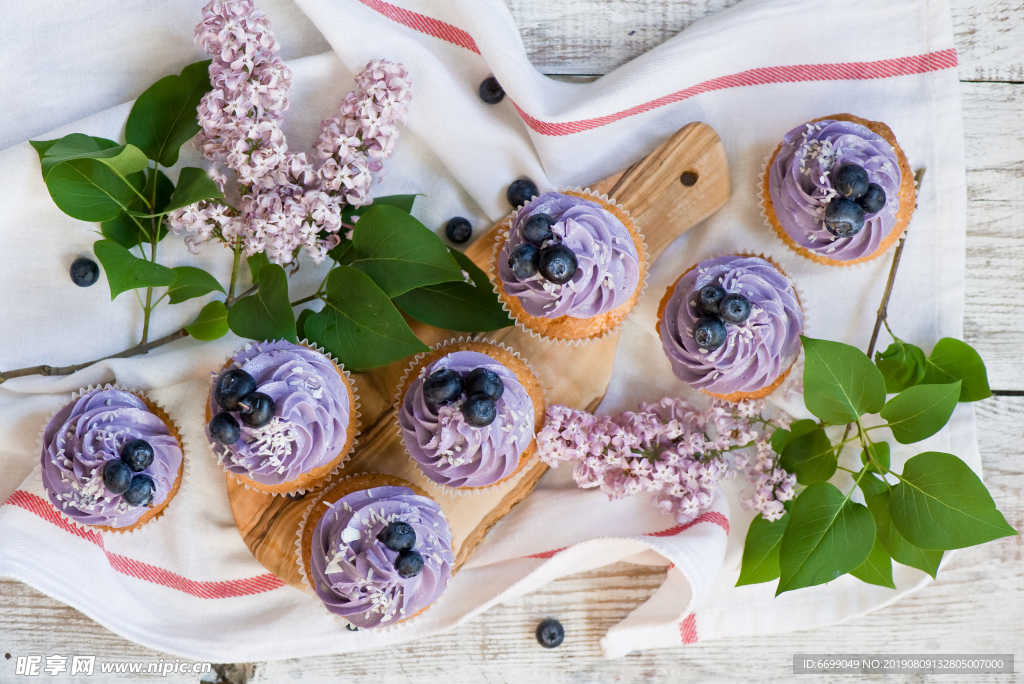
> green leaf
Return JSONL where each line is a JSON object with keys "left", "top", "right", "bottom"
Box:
{"left": 43, "top": 144, "right": 151, "bottom": 222}
{"left": 348, "top": 205, "right": 463, "bottom": 297}
{"left": 37, "top": 134, "right": 119, "bottom": 177}
{"left": 161, "top": 167, "right": 224, "bottom": 214}
{"left": 304, "top": 265, "right": 428, "bottom": 371}
{"left": 227, "top": 264, "right": 297, "bottom": 343}
{"left": 850, "top": 533, "right": 896, "bottom": 589}
{"left": 922, "top": 338, "right": 992, "bottom": 402}
{"left": 29, "top": 138, "right": 60, "bottom": 161}
{"left": 858, "top": 470, "right": 889, "bottom": 499}
{"left": 736, "top": 508, "right": 789, "bottom": 586}
{"left": 247, "top": 252, "right": 270, "bottom": 284}
{"left": 801, "top": 336, "right": 886, "bottom": 425}
{"left": 125, "top": 60, "right": 212, "bottom": 167}
{"left": 860, "top": 441, "right": 891, "bottom": 474}
{"left": 777, "top": 481, "right": 876, "bottom": 595}
{"left": 166, "top": 266, "right": 225, "bottom": 304}
{"left": 394, "top": 249, "right": 513, "bottom": 332}
{"left": 296, "top": 308, "right": 314, "bottom": 341}
{"left": 769, "top": 419, "right": 817, "bottom": 455}
{"left": 879, "top": 382, "right": 961, "bottom": 444}
{"left": 867, "top": 490, "right": 943, "bottom": 578}
{"left": 875, "top": 339, "right": 928, "bottom": 393}
{"left": 92, "top": 239, "right": 174, "bottom": 300}
{"left": 889, "top": 452, "right": 1017, "bottom": 550}
{"left": 329, "top": 195, "right": 419, "bottom": 263}
{"left": 185, "top": 300, "right": 229, "bottom": 341}
{"left": 100, "top": 169, "right": 174, "bottom": 248}
{"left": 780, "top": 428, "right": 837, "bottom": 484}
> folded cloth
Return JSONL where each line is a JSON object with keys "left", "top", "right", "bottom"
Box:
{"left": 0, "top": 0, "right": 971, "bottom": 662}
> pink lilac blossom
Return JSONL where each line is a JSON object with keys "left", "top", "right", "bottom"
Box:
{"left": 537, "top": 397, "right": 797, "bottom": 524}
{"left": 167, "top": 0, "right": 411, "bottom": 264}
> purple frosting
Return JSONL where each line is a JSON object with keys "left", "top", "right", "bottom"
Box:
{"left": 497, "top": 192, "right": 641, "bottom": 318}
{"left": 659, "top": 256, "right": 803, "bottom": 396}
{"left": 399, "top": 350, "right": 535, "bottom": 488}
{"left": 310, "top": 485, "right": 454, "bottom": 628}
{"left": 207, "top": 340, "right": 351, "bottom": 486}
{"left": 39, "top": 388, "right": 181, "bottom": 528}
{"left": 768, "top": 119, "right": 902, "bottom": 261}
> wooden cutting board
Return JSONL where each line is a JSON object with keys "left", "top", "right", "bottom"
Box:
{"left": 226, "top": 121, "right": 730, "bottom": 591}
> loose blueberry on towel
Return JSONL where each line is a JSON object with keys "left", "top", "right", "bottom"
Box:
{"left": 823, "top": 197, "right": 866, "bottom": 238}
{"left": 379, "top": 521, "right": 417, "bottom": 552}
{"left": 538, "top": 244, "right": 578, "bottom": 285}
{"left": 465, "top": 367, "right": 504, "bottom": 401}
{"left": 123, "top": 474, "right": 155, "bottom": 507}
{"left": 395, "top": 550, "right": 425, "bottom": 578}
{"left": 695, "top": 283, "right": 726, "bottom": 314}
{"left": 857, "top": 183, "right": 887, "bottom": 214}
{"left": 423, "top": 369, "right": 464, "bottom": 406}
{"left": 209, "top": 412, "right": 241, "bottom": 445}
{"left": 523, "top": 213, "right": 555, "bottom": 245}
{"left": 693, "top": 316, "right": 727, "bottom": 351}
{"left": 345, "top": 624, "right": 359, "bottom": 632}
{"left": 536, "top": 618, "right": 565, "bottom": 648}
{"left": 462, "top": 393, "right": 497, "bottom": 427}
{"left": 103, "top": 459, "right": 133, "bottom": 495}
{"left": 479, "top": 76, "right": 505, "bottom": 105}
{"left": 833, "top": 163, "right": 869, "bottom": 199}
{"left": 70, "top": 257, "right": 100, "bottom": 287}
{"left": 238, "top": 392, "right": 275, "bottom": 428}
{"left": 215, "top": 369, "right": 257, "bottom": 411}
{"left": 445, "top": 217, "right": 472, "bottom": 244}
{"left": 509, "top": 243, "right": 540, "bottom": 279}
{"left": 718, "top": 293, "right": 751, "bottom": 324}
{"left": 120, "top": 439, "right": 154, "bottom": 472}
{"left": 507, "top": 178, "right": 539, "bottom": 208}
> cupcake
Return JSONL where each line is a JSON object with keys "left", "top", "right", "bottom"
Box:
{"left": 397, "top": 340, "right": 544, "bottom": 491}
{"left": 657, "top": 255, "right": 804, "bottom": 401}
{"left": 492, "top": 189, "right": 646, "bottom": 342}
{"left": 206, "top": 340, "right": 358, "bottom": 495}
{"left": 300, "top": 473, "right": 455, "bottom": 629}
{"left": 762, "top": 113, "right": 915, "bottom": 266}
{"left": 39, "top": 386, "right": 184, "bottom": 532}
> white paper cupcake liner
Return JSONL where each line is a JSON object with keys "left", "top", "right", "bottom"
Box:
{"left": 207, "top": 339, "right": 361, "bottom": 498}
{"left": 488, "top": 186, "right": 650, "bottom": 346}
{"left": 35, "top": 383, "right": 190, "bottom": 535}
{"left": 392, "top": 336, "right": 545, "bottom": 499}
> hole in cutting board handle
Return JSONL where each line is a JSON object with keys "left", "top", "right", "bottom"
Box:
{"left": 679, "top": 170, "right": 699, "bottom": 187}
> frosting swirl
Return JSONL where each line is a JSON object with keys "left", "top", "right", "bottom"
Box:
{"left": 498, "top": 192, "right": 640, "bottom": 318}
{"left": 40, "top": 388, "right": 181, "bottom": 528}
{"left": 310, "top": 485, "right": 454, "bottom": 628}
{"left": 207, "top": 340, "right": 351, "bottom": 486}
{"left": 768, "top": 119, "right": 902, "bottom": 261}
{"left": 659, "top": 256, "right": 803, "bottom": 396}
{"left": 399, "top": 351, "right": 535, "bottom": 488}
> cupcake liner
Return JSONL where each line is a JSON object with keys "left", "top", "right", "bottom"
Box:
{"left": 488, "top": 186, "right": 650, "bottom": 346}
{"left": 36, "top": 383, "right": 189, "bottom": 535}
{"left": 392, "top": 336, "right": 545, "bottom": 499}
{"left": 207, "top": 339, "right": 361, "bottom": 498}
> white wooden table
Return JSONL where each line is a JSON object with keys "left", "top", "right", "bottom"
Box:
{"left": 2, "top": 1, "right": 1022, "bottom": 682}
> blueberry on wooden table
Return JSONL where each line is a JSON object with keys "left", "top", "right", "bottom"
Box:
{"left": 102, "top": 459, "right": 133, "bottom": 495}
{"left": 209, "top": 412, "right": 241, "bottom": 445}
{"left": 693, "top": 316, "right": 727, "bottom": 351}
{"left": 718, "top": 293, "right": 751, "bottom": 324}
{"left": 423, "top": 369, "right": 464, "bottom": 406}
{"left": 509, "top": 243, "right": 540, "bottom": 279}
{"left": 824, "top": 197, "right": 866, "bottom": 237}
{"left": 445, "top": 216, "right": 472, "bottom": 244}
{"left": 479, "top": 76, "right": 505, "bottom": 104}
{"left": 695, "top": 283, "right": 726, "bottom": 314}
{"left": 215, "top": 369, "right": 257, "bottom": 411}
{"left": 123, "top": 474, "right": 155, "bottom": 507}
{"left": 536, "top": 618, "right": 565, "bottom": 648}
{"left": 379, "top": 521, "right": 416, "bottom": 552}
{"left": 462, "top": 394, "right": 497, "bottom": 427}
{"left": 507, "top": 178, "right": 538, "bottom": 208}
{"left": 70, "top": 257, "right": 99, "bottom": 287}
{"left": 120, "top": 439, "right": 154, "bottom": 472}
{"left": 395, "top": 549, "right": 424, "bottom": 578}
{"left": 465, "top": 367, "right": 504, "bottom": 401}
{"left": 238, "top": 392, "right": 275, "bottom": 428}
{"left": 833, "top": 162, "right": 869, "bottom": 199}
{"left": 538, "top": 244, "right": 578, "bottom": 285}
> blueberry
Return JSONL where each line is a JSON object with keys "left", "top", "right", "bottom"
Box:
{"left": 209, "top": 412, "right": 241, "bottom": 445}
{"left": 70, "top": 257, "right": 99, "bottom": 287}
{"left": 718, "top": 293, "right": 751, "bottom": 324}
{"left": 123, "top": 474, "right": 155, "bottom": 507}
{"left": 478, "top": 76, "right": 505, "bottom": 105}
{"left": 536, "top": 618, "right": 565, "bottom": 648}
{"left": 423, "top": 369, "right": 464, "bottom": 406}
{"left": 693, "top": 316, "right": 727, "bottom": 351}
{"left": 378, "top": 521, "right": 416, "bottom": 552}
{"left": 395, "top": 549, "right": 424, "bottom": 578}
{"left": 523, "top": 213, "right": 555, "bottom": 245}
{"left": 507, "top": 178, "right": 539, "bottom": 208}
{"left": 857, "top": 183, "right": 887, "bottom": 214}
{"left": 538, "top": 244, "right": 578, "bottom": 285}
{"left": 833, "top": 163, "right": 869, "bottom": 199}
{"left": 695, "top": 283, "right": 726, "bottom": 314}
{"left": 215, "top": 369, "right": 257, "bottom": 411}
{"left": 462, "top": 393, "right": 497, "bottom": 427}
{"left": 824, "top": 197, "right": 866, "bottom": 237}
{"left": 102, "top": 459, "right": 133, "bottom": 495}
{"left": 345, "top": 624, "right": 359, "bottom": 632}
{"left": 120, "top": 439, "right": 154, "bottom": 472}
{"left": 238, "top": 392, "right": 275, "bottom": 428}
{"left": 445, "top": 216, "right": 472, "bottom": 244}
{"left": 465, "top": 367, "right": 504, "bottom": 401}
{"left": 508, "top": 243, "right": 540, "bottom": 279}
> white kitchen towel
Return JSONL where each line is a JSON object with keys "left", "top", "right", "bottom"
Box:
{"left": 0, "top": 0, "right": 970, "bottom": 662}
